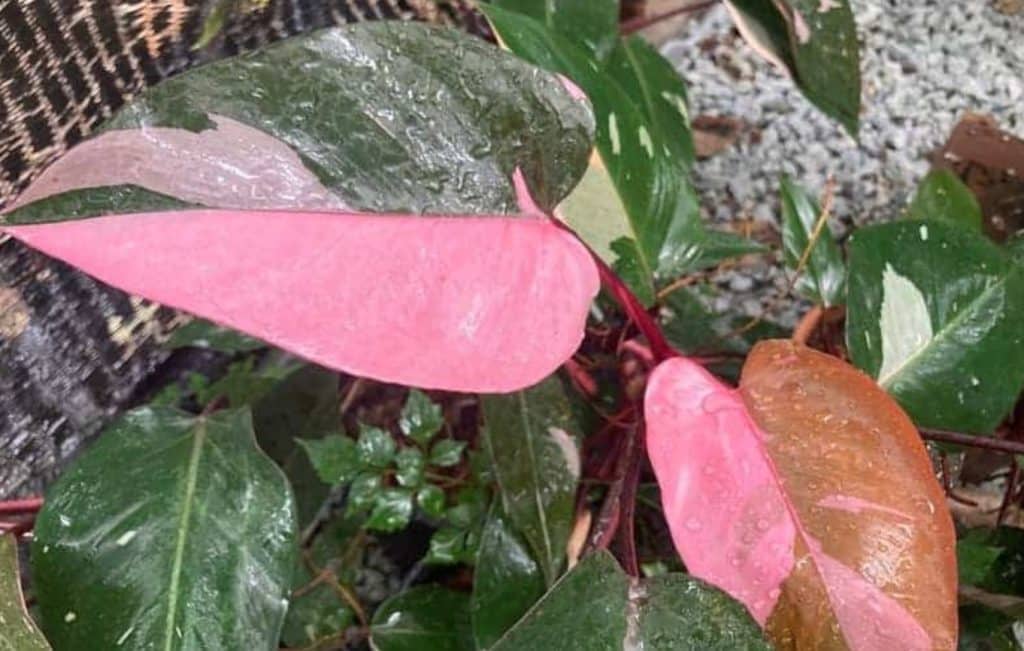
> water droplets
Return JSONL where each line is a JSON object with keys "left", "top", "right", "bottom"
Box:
{"left": 64, "top": 611, "right": 77, "bottom": 623}
{"left": 684, "top": 517, "right": 703, "bottom": 532}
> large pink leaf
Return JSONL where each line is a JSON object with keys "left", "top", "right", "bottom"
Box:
{"left": 645, "top": 340, "right": 956, "bottom": 650}
{"left": 3, "top": 175, "right": 598, "bottom": 393}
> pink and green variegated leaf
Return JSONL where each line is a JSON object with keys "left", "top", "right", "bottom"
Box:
{"left": 4, "top": 172, "right": 598, "bottom": 393}
{"left": 645, "top": 340, "right": 957, "bottom": 650}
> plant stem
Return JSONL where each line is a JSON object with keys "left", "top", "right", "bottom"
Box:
{"left": 922, "top": 429, "right": 1024, "bottom": 455}
{"left": 620, "top": 0, "right": 721, "bottom": 34}
{"left": 591, "top": 253, "right": 678, "bottom": 362}
{"left": 792, "top": 305, "right": 823, "bottom": 345}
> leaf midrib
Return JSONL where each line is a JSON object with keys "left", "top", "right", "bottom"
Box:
{"left": 518, "top": 391, "right": 555, "bottom": 587}
{"left": 879, "top": 272, "right": 1010, "bottom": 388}
{"left": 163, "top": 420, "right": 206, "bottom": 651}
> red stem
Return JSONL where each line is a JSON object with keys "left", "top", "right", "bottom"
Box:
{"left": 922, "top": 429, "right": 1024, "bottom": 456}
{"left": 0, "top": 497, "right": 43, "bottom": 515}
{"left": 591, "top": 254, "right": 678, "bottom": 363}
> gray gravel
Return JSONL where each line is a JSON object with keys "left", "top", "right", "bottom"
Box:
{"left": 659, "top": 1, "right": 1024, "bottom": 325}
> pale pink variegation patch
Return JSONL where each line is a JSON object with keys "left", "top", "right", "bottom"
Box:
{"left": 645, "top": 342, "right": 957, "bottom": 650}
{"left": 4, "top": 171, "right": 599, "bottom": 392}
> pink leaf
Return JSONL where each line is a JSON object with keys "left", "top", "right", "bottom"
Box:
{"left": 645, "top": 341, "right": 957, "bottom": 650}
{"left": 4, "top": 174, "right": 598, "bottom": 393}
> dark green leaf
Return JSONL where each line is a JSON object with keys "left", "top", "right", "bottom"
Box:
{"left": 0, "top": 535, "right": 50, "bottom": 650}
{"left": 299, "top": 435, "right": 362, "bottom": 486}
{"left": 481, "top": 374, "right": 580, "bottom": 585}
{"left": 780, "top": 175, "right": 845, "bottom": 306}
{"left": 396, "top": 447, "right": 426, "bottom": 488}
{"left": 471, "top": 511, "right": 545, "bottom": 648}
{"left": 958, "top": 604, "right": 1021, "bottom": 650}
{"left": 958, "top": 527, "right": 1024, "bottom": 596}
{"left": 281, "top": 559, "right": 354, "bottom": 649}
{"left": 366, "top": 489, "right": 414, "bottom": 533}
{"left": 10, "top": 23, "right": 592, "bottom": 223}
{"left": 5, "top": 185, "right": 192, "bottom": 224}
{"left": 371, "top": 586, "right": 473, "bottom": 651}
{"left": 31, "top": 407, "right": 297, "bottom": 650}
{"left": 907, "top": 169, "right": 983, "bottom": 231}
{"left": 491, "top": 551, "right": 628, "bottom": 649}
{"left": 725, "top": 0, "right": 860, "bottom": 134}
{"left": 847, "top": 220, "right": 1024, "bottom": 432}
{"left": 426, "top": 527, "right": 469, "bottom": 566}
{"left": 165, "top": 318, "right": 264, "bottom": 353}
{"left": 447, "top": 486, "right": 490, "bottom": 530}
{"left": 400, "top": 390, "right": 444, "bottom": 446}
{"left": 357, "top": 426, "right": 396, "bottom": 468}
{"left": 959, "top": 535, "right": 1006, "bottom": 587}
{"left": 417, "top": 485, "right": 446, "bottom": 519}
{"left": 430, "top": 439, "right": 468, "bottom": 468}
{"left": 491, "top": 0, "right": 620, "bottom": 60}
{"left": 346, "top": 473, "right": 382, "bottom": 514}
{"left": 639, "top": 574, "right": 770, "bottom": 650}
{"left": 252, "top": 364, "right": 341, "bottom": 525}
{"left": 604, "top": 36, "right": 696, "bottom": 168}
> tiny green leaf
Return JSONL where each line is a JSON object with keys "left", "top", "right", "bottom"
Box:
{"left": 357, "top": 426, "right": 396, "bottom": 468}
{"left": 427, "top": 528, "right": 469, "bottom": 566}
{"left": 166, "top": 319, "right": 265, "bottom": 353}
{"left": 430, "top": 439, "right": 468, "bottom": 468}
{"left": 396, "top": 447, "right": 426, "bottom": 488}
{"left": 400, "top": 390, "right": 445, "bottom": 446}
{"left": 347, "top": 473, "right": 382, "bottom": 514}
{"left": 417, "top": 485, "right": 447, "bottom": 519}
{"left": 366, "top": 489, "right": 414, "bottom": 533}
{"left": 299, "top": 435, "right": 361, "bottom": 485}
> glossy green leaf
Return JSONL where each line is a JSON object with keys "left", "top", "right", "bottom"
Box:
{"left": 605, "top": 36, "right": 696, "bottom": 168}
{"left": 725, "top": 0, "right": 861, "bottom": 134}
{"left": 400, "top": 390, "right": 444, "bottom": 446}
{"left": 959, "top": 534, "right": 1006, "bottom": 587}
{"left": 396, "top": 447, "right": 426, "bottom": 488}
{"left": 489, "top": 552, "right": 769, "bottom": 650}
{"left": 417, "top": 485, "right": 446, "bottom": 518}
{"left": 491, "top": 552, "right": 628, "bottom": 650}
{"left": 471, "top": 511, "right": 545, "bottom": 648}
{"left": 300, "top": 435, "right": 362, "bottom": 486}
{"left": 639, "top": 574, "right": 771, "bottom": 650}
{"left": 357, "top": 426, "right": 396, "bottom": 468}
{"left": 430, "top": 439, "right": 468, "bottom": 468}
{"left": 0, "top": 535, "right": 50, "bottom": 650}
{"left": 490, "top": 0, "right": 620, "bottom": 60}
{"left": 958, "top": 604, "right": 1021, "bottom": 651}
{"left": 366, "top": 489, "right": 414, "bottom": 533}
{"left": 780, "top": 175, "right": 845, "bottom": 306}
{"left": 9, "top": 22, "right": 593, "bottom": 222}
{"left": 370, "top": 586, "right": 473, "bottom": 651}
{"left": 252, "top": 364, "right": 341, "bottom": 526}
{"left": 481, "top": 374, "right": 580, "bottom": 586}
{"left": 907, "top": 169, "right": 983, "bottom": 231}
{"left": 165, "top": 318, "right": 264, "bottom": 353}
{"left": 847, "top": 220, "right": 1024, "bottom": 432}
{"left": 347, "top": 473, "right": 382, "bottom": 515}
{"left": 31, "top": 407, "right": 297, "bottom": 650}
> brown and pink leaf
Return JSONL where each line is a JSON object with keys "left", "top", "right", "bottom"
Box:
{"left": 645, "top": 340, "right": 956, "bottom": 650}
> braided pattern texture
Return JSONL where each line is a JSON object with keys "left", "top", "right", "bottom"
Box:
{"left": 0, "top": 0, "right": 484, "bottom": 207}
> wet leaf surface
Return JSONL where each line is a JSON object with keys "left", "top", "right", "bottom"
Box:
{"left": 645, "top": 341, "right": 957, "bottom": 649}
{"left": 471, "top": 510, "right": 545, "bottom": 648}
{"left": 0, "top": 535, "right": 50, "bottom": 650}
{"left": 31, "top": 407, "right": 297, "bottom": 650}
{"left": 491, "top": 0, "right": 620, "bottom": 60}
{"left": 7, "top": 23, "right": 593, "bottom": 220}
{"left": 370, "top": 585, "right": 473, "bottom": 651}
{"left": 847, "top": 219, "right": 1024, "bottom": 432}
{"left": 481, "top": 375, "right": 580, "bottom": 586}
